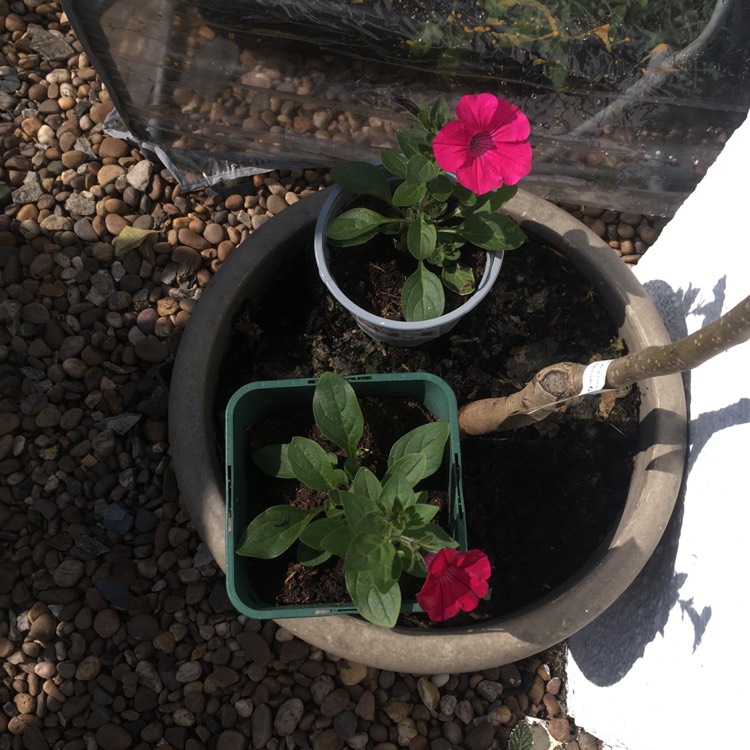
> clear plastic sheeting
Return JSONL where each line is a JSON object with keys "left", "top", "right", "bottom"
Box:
{"left": 62, "top": 0, "right": 750, "bottom": 214}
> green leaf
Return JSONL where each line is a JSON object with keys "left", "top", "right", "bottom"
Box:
{"left": 415, "top": 523, "right": 460, "bottom": 551}
{"left": 402, "top": 503, "right": 440, "bottom": 529}
{"left": 324, "top": 495, "right": 344, "bottom": 520}
{"left": 345, "top": 539, "right": 399, "bottom": 595}
{"left": 396, "top": 129, "right": 423, "bottom": 158}
{"left": 405, "top": 153, "right": 439, "bottom": 184}
{"left": 350, "top": 510, "right": 393, "bottom": 537}
{"left": 507, "top": 722, "right": 534, "bottom": 750}
{"left": 406, "top": 215, "right": 437, "bottom": 260}
{"left": 383, "top": 454, "right": 428, "bottom": 488}
{"left": 326, "top": 208, "right": 395, "bottom": 242}
{"left": 429, "top": 96, "right": 451, "bottom": 129}
{"left": 426, "top": 174, "right": 453, "bottom": 202}
{"left": 441, "top": 263, "right": 475, "bottom": 296}
{"left": 287, "top": 437, "right": 341, "bottom": 491}
{"left": 392, "top": 181, "right": 427, "bottom": 207}
{"left": 397, "top": 544, "right": 428, "bottom": 577}
{"left": 324, "top": 226, "right": 381, "bottom": 248}
{"left": 343, "top": 456, "right": 361, "bottom": 479}
{"left": 389, "top": 422, "right": 450, "bottom": 478}
{"left": 320, "top": 524, "right": 355, "bottom": 557}
{"left": 345, "top": 534, "right": 395, "bottom": 574}
{"left": 297, "top": 543, "right": 332, "bottom": 567}
{"left": 459, "top": 213, "right": 526, "bottom": 251}
{"left": 401, "top": 262, "right": 445, "bottom": 321}
{"left": 345, "top": 569, "right": 401, "bottom": 628}
{"left": 486, "top": 184, "right": 518, "bottom": 209}
{"left": 299, "top": 518, "right": 345, "bottom": 550}
{"left": 312, "top": 372, "right": 364, "bottom": 457}
{"left": 236, "top": 506, "right": 320, "bottom": 558}
{"left": 380, "top": 149, "right": 407, "bottom": 178}
{"left": 351, "top": 467, "right": 382, "bottom": 501}
{"left": 452, "top": 182, "right": 476, "bottom": 206}
{"left": 340, "top": 490, "right": 374, "bottom": 529}
{"left": 331, "top": 162, "right": 392, "bottom": 205}
{"left": 378, "top": 471, "right": 415, "bottom": 513}
{"left": 251, "top": 443, "right": 294, "bottom": 479}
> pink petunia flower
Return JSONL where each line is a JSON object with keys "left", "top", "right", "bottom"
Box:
{"left": 416, "top": 548, "right": 491, "bottom": 621}
{"left": 432, "top": 94, "right": 532, "bottom": 195}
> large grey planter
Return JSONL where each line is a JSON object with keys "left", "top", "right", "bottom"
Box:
{"left": 169, "top": 188, "right": 687, "bottom": 673}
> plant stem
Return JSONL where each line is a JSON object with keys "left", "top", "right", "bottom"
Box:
{"left": 459, "top": 293, "right": 750, "bottom": 436}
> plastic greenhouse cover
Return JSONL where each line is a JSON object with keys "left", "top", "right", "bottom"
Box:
{"left": 62, "top": 0, "right": 750, "bottom": 215}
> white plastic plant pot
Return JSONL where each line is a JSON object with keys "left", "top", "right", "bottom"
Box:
{"left": 313, "top": 183, "right": 503, "bottom": 347}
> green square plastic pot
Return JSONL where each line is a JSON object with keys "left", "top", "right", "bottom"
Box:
{"left": 225, "top": 372, "right": 466, "bottom": 619}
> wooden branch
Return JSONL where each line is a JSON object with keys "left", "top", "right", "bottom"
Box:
{"left": 459, "top": 293, "right": 750, "bottom": 436}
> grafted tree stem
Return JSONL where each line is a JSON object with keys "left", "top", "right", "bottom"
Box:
{"left": 459, "top": 294, "right": 750, "bottom": 436}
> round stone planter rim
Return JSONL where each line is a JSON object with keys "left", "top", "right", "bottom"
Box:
{"left": 168, "top": 187, "right": 687, "bottom": 672}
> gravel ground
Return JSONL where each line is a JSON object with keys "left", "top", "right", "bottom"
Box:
{"left": 0, "top": 3, "right": 670, "bottom": 749}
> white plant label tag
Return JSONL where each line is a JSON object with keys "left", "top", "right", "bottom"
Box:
{"left": 580, "top": 360, "right": 613, "bottom": 395}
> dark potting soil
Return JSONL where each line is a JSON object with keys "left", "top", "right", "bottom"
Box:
{"left": 328, "top": 233, "right": 488, "bottom": 320}
{"left": 217, "top": 229, "right": 639, "bottom": 623}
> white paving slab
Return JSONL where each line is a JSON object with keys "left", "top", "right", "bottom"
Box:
{"left": 565, "top": 111, "right": 750, "bottom": 749}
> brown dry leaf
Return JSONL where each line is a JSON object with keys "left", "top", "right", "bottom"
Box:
{"left": 113, "top": 226, "right": 158, "bottom": 261}
{"left": 598, "top": 390, "right": 618, "bottom": 419}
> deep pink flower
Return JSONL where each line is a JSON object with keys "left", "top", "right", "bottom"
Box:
{"left": 432, "top": 94, "right": 532, "bottom": 195}
{"left": 416, "top": 548, "right": 491, "bottom": 621}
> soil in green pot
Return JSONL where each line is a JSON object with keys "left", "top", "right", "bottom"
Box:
{"left": 218, "top": 230, "right": 639, "bottom": 623}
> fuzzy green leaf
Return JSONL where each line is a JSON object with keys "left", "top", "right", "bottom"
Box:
{"left": 351, "top": 467, "right": 382, "bottom": 501}
{"left": 326, "top": 208, "right": 395, "bottom": 242}
{"left": 396, "top": 129, "right": 423, "bottom": 158}
{"left": 345, "top": 534, "right": 395, "bottom": 574}
{"left": 402, "top": 503, "right": 440, "bottom": 530}
{"left": 331, "top": 162, "right": 392, "bottom": 205}
{"left": 236, "top": 506, "right": 320, "bottom": 558}
{"left": 320, "top": 524, "right": 355, "bottom": 557}
{"left": 486, "top": 184, "right": 518, "bottom": 209}
{"left": 297, "top": 543, "right": 332, "bottom": 567}
{"left": 459, "top": 213, "right": 526, "bottom": 251}
{"left": 383, "top": 453, "right": 428, "bottom": 488}
{"left": 380, "top": 149, "right": 407, "bottom": 178}
{"left": 389, "top": 422, "right": 449, "bottom": 478}
{"left": 379, "top": 471, "right": 416, "bottom": 512}
{"left": 429, "top": 96, "right": 451, "bottom": 129}
{"left": 426, "top": 174, "right": 453, "bottom": 202}
{"left": 340, "top": 490, "right": 374, "bottom": 529}
{"left": 345, "top": 569, "right": 401, "bottom": 627}
{"left": 288, "top": 436, "right": 341, "bottom": 491}
{"left": 350, "top": 510, "right": 392, "bottom": 537}
{"left": 299, "top": 518, "right": 345, "bottom": 550}
{"left": 415, "top": 523, "right": 460, "bottom": 551}
{"left": 397, "top": 544, "right": 428, "bottom": 577}
{"left": 401, "top": 262, "right": 445, "bottom": 321}
{"left": 405, "top": 153, "right": 439, "bottom": 185}
{"left": 312, "top": 372, "right": 363, "bottom": 456}
{"left": 392, "top": 181, "right": 427, "bottom": 207}
{"left": 407, "top": 215, "right": 437, "bottom": 260}
{"left": 441, "top": 263, "right": 475, "bottom": 296}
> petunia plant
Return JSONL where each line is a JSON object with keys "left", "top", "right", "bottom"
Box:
{"left": 326, "top": 93, "right": 532, "bottom": 322}
{"left": 236, "top": 372, "right": 490, "bottom": 628}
